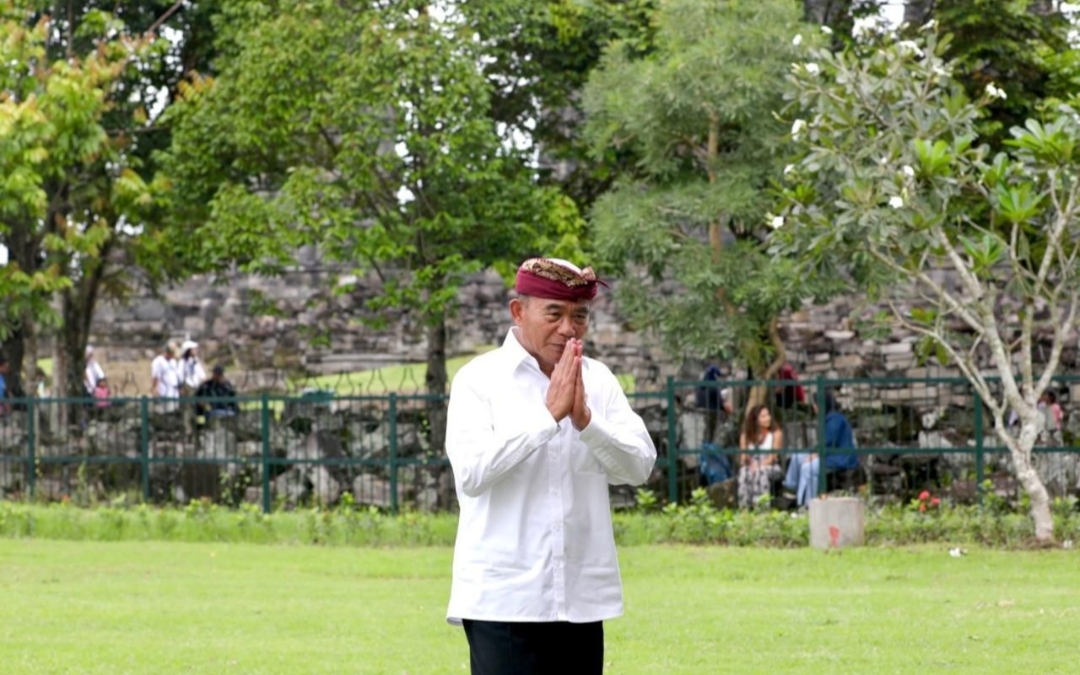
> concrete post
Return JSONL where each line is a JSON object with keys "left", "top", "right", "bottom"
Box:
{"left": 809, "top": 497, "right": 865, "bottom": 549}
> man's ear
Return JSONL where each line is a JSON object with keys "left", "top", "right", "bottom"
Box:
{"left": 509, "top": 298, "right": 525, "bottom": 324}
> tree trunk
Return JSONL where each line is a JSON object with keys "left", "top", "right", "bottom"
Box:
{"left": 903, "top": 0, "right": 935, "bottom": 27}
{"left": 995, "top": 416, "right": 1055, "bottom": 543}
{"left": 2, "top": 323, "right": 28, "bottom": 398}
{"left": 424, "top": 313, "right": 449, "bottom": 452}
{"left": 61, "top": 290, "right": 91, "bottom": 398}
{"left": 803, "top": 0, "right": 853, "bottom": 30}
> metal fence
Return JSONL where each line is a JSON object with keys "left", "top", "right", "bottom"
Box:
{"left": 1, "top": 376, "right": 1078, "bottom": 511}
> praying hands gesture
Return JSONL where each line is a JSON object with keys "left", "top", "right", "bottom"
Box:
{"left": 546, "top": 339, "right": 591, "bottom": 430}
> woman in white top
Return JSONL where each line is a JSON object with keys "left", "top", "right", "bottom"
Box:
{"left": 738, "top": 404, "right": 784, "bottom": 509}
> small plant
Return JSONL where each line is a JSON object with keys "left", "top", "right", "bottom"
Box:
{"left": 634, "top": 488, "right": 659, "bottom": 512}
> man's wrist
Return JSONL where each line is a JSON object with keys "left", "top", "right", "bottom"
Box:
{"left": 572, "top": 406, "right": 592, "bottom": 431}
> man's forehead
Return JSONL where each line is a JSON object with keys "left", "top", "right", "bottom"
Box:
{"left": 536, "top": 298, "right": 591, "bottom": 311}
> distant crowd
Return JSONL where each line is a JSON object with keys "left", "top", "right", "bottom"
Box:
{"left": 0, "top": 340, "right": 238, "bottom": 422}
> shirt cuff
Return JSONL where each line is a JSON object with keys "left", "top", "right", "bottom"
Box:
{"left": 577, "top": 409, "right": 610, "bottom": 448}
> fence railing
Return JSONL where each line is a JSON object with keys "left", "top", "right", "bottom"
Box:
{"left": 1, "top": 375, "right": 1078, "bottom": 511}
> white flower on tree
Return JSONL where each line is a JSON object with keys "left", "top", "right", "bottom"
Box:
{"left": 888, "top": 196, "right": 904, "bottom": 209}
{"left": 791, "top": 119, "right": 807, "bottom": 140}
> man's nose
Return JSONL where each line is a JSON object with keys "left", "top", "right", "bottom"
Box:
{"left": 557, "top": 316, "right": 577, "bottom": 336}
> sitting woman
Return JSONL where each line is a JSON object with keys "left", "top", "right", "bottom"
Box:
{"left": 784, "top": 392, "right": 859, "bottom": 507}
{"left": 738, "top": 404, "right": 784, "bottom": 509}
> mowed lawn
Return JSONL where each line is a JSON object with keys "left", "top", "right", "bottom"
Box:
{"left": 0, "top": 541, "right": 1076, "bottom": 675}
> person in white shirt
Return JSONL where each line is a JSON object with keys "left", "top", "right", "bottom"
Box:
{"left": 150, "top": 340, "right": 181, "bottom": 411}
{"left": 84, "top": 345, "right": 106, "bottom": 396}
{"left": 179, "top": 340, "right": 207, "bottom": 393}
{"left": 445, "top": 257, "right": 657, "bottom": 675}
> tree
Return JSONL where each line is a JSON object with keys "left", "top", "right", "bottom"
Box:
{"left": 159, "top": 0, "right": 581, "bottom": 449}
{"left": 583, "top": 0, "right": 838, "bottom": 405}
{"left": 1, "top": 1, "right": 169, "bottom": 399}
{"left": 773, "top": 26, "right": 1080, "bottom": 542}
{"left": 461, "top": 0, "right": 659, "bottom": 213}
{"left": 902, "top": 0, "right": 1074, "bottom": 149}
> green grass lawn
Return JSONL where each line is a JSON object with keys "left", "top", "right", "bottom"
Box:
{"left": 1, "top": 542, "right": 1076, "bottom": 675}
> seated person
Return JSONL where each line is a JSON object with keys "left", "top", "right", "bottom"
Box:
{"left": 784, "top": 392, "right": 859, "bottom": 507}
{"left": 195, "top": 365, "right": 239, "bottom": 418}
{"left": 738, "top": 404, "right": 784, "bottom": 509}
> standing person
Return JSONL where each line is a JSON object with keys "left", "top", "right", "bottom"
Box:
{"left": 179, "top": 340, "right": 207, "bottom": 394}
{"left": 84, "top": 345, "right": 106, "bottom": 396}
{"left": 738, "top": 404, "right": 784, "bottom": 509}
{"left": 150, "top": 340, "right": 181, "bottom": 412}
{"left": 445, "top": 257, "right": 657, "bottom": 675}
{"left": 0, "top": 357, "right": 9, "bottom": 417}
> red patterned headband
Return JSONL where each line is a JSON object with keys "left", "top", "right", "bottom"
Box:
{"left": 514, "top": 258, "right": 607, "bottom": 301}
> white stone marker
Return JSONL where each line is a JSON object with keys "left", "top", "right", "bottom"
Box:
{"left": 809, "top": 497, "right": 865, "bottom": 549}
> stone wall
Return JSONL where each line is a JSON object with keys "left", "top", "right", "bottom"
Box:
{"left": 89, "top": 254, "right": 1080, "bottom": 391}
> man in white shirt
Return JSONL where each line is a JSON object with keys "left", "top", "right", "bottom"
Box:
{"left": 445, "top": 257, "right": 657, "bottom": 675}
{"left": 150, "top": 340, "right": 181, "bottom": 412}
{"left": 84, "top": 345, "right": 106, "bottom": 395}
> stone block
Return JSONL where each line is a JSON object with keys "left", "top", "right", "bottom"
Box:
{"left": 809, "top": 497, "right": 865, "bottom": 549}
{"left": 183, "top": 316, "right": 206, "bottom": 335}
{"left": 880, "top": 342, "right": 914, "bottom": 356}
{"left": 834, "top": 355, "right": 864, "bottom": 370}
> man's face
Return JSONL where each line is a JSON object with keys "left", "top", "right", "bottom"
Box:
{"left": 510, "top": 296, "right": 591, "bottom": 374}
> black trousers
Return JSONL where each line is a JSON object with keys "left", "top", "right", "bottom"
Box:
{"left": 462, "top": 619, "right": 604, "bottom": 675}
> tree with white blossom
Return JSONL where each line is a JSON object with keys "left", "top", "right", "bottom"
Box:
{"left": 583, "top": 0, "right": 842, "bottom": 399}
{"left": 772, "top": 27, "right": 1080, "bottom": 543}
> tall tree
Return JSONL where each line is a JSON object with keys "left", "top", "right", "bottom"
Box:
{"left": 583, "top": 0, "right": 839, "bottom": 405}
{"left": 461, "top": 0, "right": 659, "bottom": 214}
{"left": 0, "top": 1, "right": 172, "bottom": 398}
{"left": 774, "top": 26, "right": 1080, "bottom": 543}
{"left": 902, "top": 0, "right": 1074, "bottom": 149}
{"left": 159, "top": 0, "right": 582, "bottom": 449}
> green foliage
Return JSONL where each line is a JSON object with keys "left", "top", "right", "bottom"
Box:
{"left": 583, "top": 0, "right": 840, "bottom": 368}
{"left": 913, "top": 0, "right": 1076, "bottom": 149}
{"left": 0, "top": 1, "right": 188, "bottom": 395}
{"left": 462, "top": 0, "right": 658, "bottom": 210}
{"left": 4, "top": 497, "right": 1077, "bottom": 549}
{"left": 774, "top": 27, "right": 1080, "bottom": 392}
{"left": 160, "top": 1, "right": 584, "bottom": 382}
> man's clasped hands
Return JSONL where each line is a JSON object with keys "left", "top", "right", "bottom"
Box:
{"left": 545, "top": 338, "right": 591, "bottom": 431}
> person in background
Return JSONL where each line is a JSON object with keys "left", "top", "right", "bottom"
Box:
{"left": 0, "top": 357, "right": 9, "bottom": 417}
{"left": 697, "top": 363, "right": 735, "bottom": 486}
{"left": 783, "top": 392, "right": 859, "bottom": 508}
{"left": 738, "top": 404, "right": 783, "bottom": 509}
{"left": 93, "top": 376, "right": 111, "bottom": 409}
{"left": 774, "top": 361, "right": 809, "bottom": 413}
{"left": 150, "top": 340, "right": 181, "bottom": 411}
{"left": 84, "top": 345, "right": 106, "bottom": 395}
{"left": 34, "top": 368, "right": 49, "bottom": 398}
{"left": 195, "top": 365, "right": 239, "bottom": 418}
{"left": 180, "top": 340, "right": 207, "bottom": 395}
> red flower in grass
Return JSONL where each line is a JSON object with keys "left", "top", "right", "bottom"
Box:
{"left": 919, "top": 490, "right": 931, "bottom": 501}
{"left": 931, "top": 497, "right": 941, "bottom": 507}
{"left": 919, "top": 503, "right": 927, "bottom": 513}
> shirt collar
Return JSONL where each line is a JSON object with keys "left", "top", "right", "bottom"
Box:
{"left": 499, "top": 326, "right": 537, "bottom": 370}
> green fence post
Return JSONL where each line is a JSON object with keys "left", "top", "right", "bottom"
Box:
{"left": 974, "top": 390, "right": 984, "bottom": 507}
{"left": 26, "top": 397, "right": 36, "bottom": 499}
{"left": 140, "top": 397, "right": 150, "bottom": 501}
{"left": 261, "top": 393, "right": 271, "bottom": 514}
{"left": 816, "top": 375, "right": 827, "bottom": 497}
{"left": 666, "top": 376, "right": 678, "bottom": 504}
{"left": 388, "top": 393, "right": 399, "bottom": 514}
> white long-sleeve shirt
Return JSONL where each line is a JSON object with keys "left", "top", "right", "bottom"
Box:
{"left": 445, "top": 327, "right": 657, "bottom": 625}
